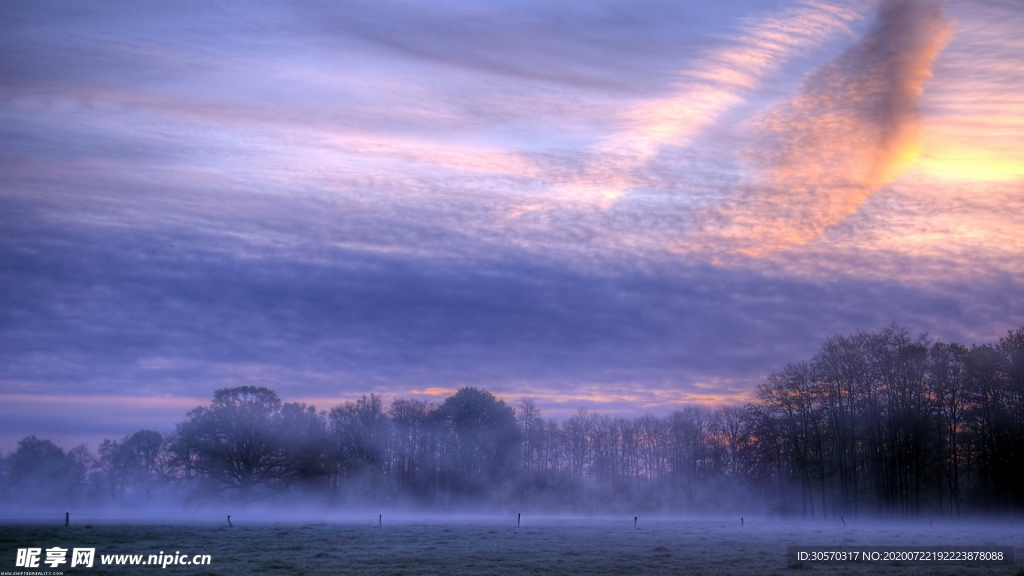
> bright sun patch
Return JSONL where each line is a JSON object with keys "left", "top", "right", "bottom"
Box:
{"left": 916, "top": 146, "right": 1024, "bottom": 182}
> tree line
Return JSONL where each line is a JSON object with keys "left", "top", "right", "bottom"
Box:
{"left": 2, "top": 325, "right": 1022, "bottom": 518}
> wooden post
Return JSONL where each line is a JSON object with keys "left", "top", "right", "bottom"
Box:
{"left": 379, "top": 514, "right": 382, "bottom": 528}
{"left": 634, "top": 516, "right": 637, "bottom": 529}
{"left": 741, "top": 517, "right": 744, "bottom": 527}
{"left": 517, "top": 513, "right": 521, "bottom": 528}
{"left": 65, "top": 512, "right": 69, "bottom": 527}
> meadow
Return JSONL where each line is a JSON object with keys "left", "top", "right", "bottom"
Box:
{"left": 1, "top": 515, "right": 1021, "bottom": 575}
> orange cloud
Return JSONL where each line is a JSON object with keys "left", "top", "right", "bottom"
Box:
{"left": 409, "top": 387, "right": 459, "bottom": 398}
{"left": 698, "top": 0, "right": 953, "bottom": 256}
{"left": 493, "top": 381, "right": 756, "bottom": 417}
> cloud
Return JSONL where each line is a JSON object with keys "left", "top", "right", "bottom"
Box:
{"left": 694, "top": 0, "right": 953, "bottom": 255}
{"left": 0, "top": 394, "right": 203, "bottom": 452}
{"left": 3, "top": 193, "right": 1020, "bottom": 405}
{"left": 1, "top": 0, "right": 1021, "bottom": 451}
{"left": 301, "top": 0, "right": 710, "bottom": 95}
{"left": 542, "top": 0, "right": 866, "bottom": 209}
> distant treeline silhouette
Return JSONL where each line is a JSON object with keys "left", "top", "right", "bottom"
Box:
{"left": 2, "top": 324, "right": 1022, "bottom": 518}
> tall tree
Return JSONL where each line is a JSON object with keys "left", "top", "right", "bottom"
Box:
{"left": 435, "top": 387, "right": 519, "bottom": 501}
{"left": 813, "top": 332, "right": 873, "bottom": 517}
{"left": 98, "top": 430, "right": 165, "bottom": 501}
{"left": 3, "top": 436, "right": 88, "bottom": 507}
{"left": 329, "top": 394, "right": 390, "bottom": 499}
{"left": 928, "top": 342, "right": 969, "bottom": 516}
{"left": 758, "top": 362, "right": 826, "bottom": 517}
{"left": 278, "top": 403, "right": 331, "bottom": 490}
{"left": 169, "top": 386, "right": 290, "bottom": 499}
{"left": 870, "top": 325, "right": 931, "bottom": 516}
{"left": 997, "top": 328, "right": 1024, "bottom": 511}
{"left": 388, "top": 398, "right": 436, "bottom": 501}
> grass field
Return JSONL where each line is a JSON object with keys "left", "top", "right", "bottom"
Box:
{"left": 2, "top": 515, "right": 1021, "bottom": 575}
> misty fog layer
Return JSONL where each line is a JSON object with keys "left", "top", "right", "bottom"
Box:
{"left": 2, "top": 325, "right": 1022, "bottom": 520}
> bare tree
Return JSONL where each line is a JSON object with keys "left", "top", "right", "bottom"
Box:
{"left": 870, "top": 326, "right": 931, "bottom": 516}
{"left": 928, "top": 342, "right": 969, "bottom": 515}
{"left": 758, "top": 362, "right": 826, "bottom": 517}
{"left": 389, "top": 398, "right": 435, "bottom": 502}
{"left": 814, "top": 332, "right": 874, "bottom": 517}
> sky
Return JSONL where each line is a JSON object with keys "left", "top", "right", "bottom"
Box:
{"left": 1, "top": 0, "right": 1022, "bottom": 451}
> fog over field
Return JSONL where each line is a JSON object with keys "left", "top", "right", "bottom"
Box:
{"left": 2, "top": 515, "right": 1022, "bottom": 575}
